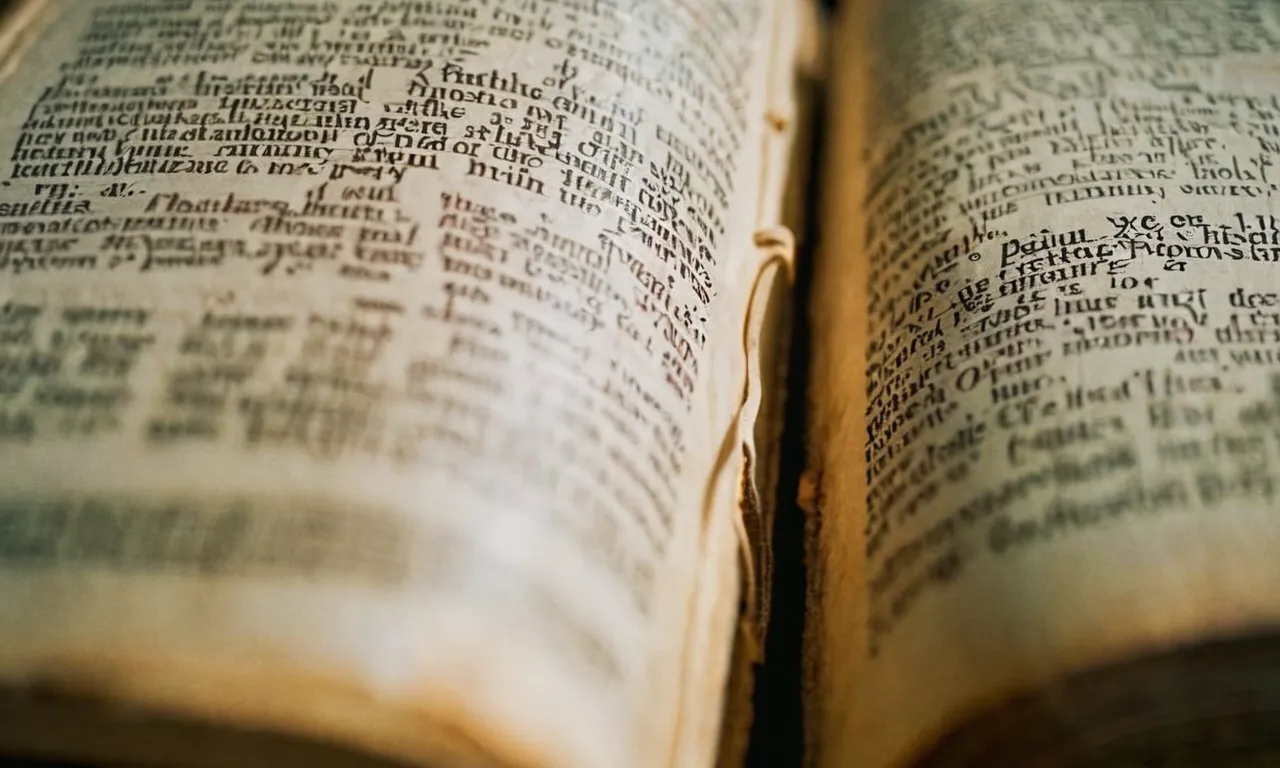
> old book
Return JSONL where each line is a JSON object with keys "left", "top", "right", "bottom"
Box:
{"left": 10, "top": 0, "right": 1280, "bottom": 766}
{"left": 806, "top": 0, "right": 1280, "bottom": 766}
{"left": 0, "top": 0, "right": 819, "bottom": 766}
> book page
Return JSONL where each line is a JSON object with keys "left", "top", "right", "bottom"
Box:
{"left": 0, "top": 1, "right": 796, "bottom": 767}
{"left": 807, "top": 0, "right": 1280, "bottom": 766}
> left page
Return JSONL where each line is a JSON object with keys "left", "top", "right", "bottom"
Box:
{"left": 0, "top": 1, "right": 797, "bottom": 767}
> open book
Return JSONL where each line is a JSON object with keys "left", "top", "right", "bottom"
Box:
{"left": 3, "top": 0, "right": 1280, "bottom": 766}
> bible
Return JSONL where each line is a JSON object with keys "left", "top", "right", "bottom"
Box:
{"left": 6, "top": 0, "right": 1280, "bottom": 767}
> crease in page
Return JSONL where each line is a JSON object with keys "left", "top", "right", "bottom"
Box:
{"left": 740, "top": 0, "right": 815, "bottom": 659}
{"left": 664, "top": 226, "right": 794, "bottom": 768}
{"left": 736, "top": 227, "right": 795, "bottom": 658}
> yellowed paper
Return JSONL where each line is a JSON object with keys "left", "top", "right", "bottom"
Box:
{"left": 0, "top": 0, "right": 796, "bottom": 766}
{"left": 809, "top": 0, "right": 1280, "bottom": 765}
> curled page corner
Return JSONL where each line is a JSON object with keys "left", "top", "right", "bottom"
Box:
{"left": 704, "top": 225, "right": 797, "bottom": 768}
{"left": 669, "top": 225, "right": 796, "bottom": 768}
{"left": 736, "top": 224, "right": 797, "bottom": 661}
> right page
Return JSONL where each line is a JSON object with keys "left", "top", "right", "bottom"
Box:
{"left": 807, "top": 1, "right": 1280, "bottom": 766}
